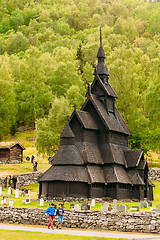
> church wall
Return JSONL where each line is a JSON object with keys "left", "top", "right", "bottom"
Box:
{"left": 41, "top": 181, "right": 48, "bottom": 197}
{"left": 107, "top": 132, "right": 128, "bottom": 147}
{"left": 44, "top": 181, "right": 89, "bottom": 198}
{"left": 116, "top": 184, "right": 132, "bottom": 200}
{"left": 83, "top": 130, "right": 98, "bottom": 144}
{"left": 91, "top": 81, "right": 104, "bottom": 96}
{"left": 107, "top": 96, "right": 114, "bottom": 113}
{"left": 90, "top": 185, "right": 105, "bottom": 198}
{"left": 69, "top": 182, "right": 88, "bottom": 197}
{"left": 106, "top": 183, "right": 116, "bottom": 199}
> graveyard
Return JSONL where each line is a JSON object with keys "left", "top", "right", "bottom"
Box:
{"left": 0, "top": 181, "right": 160, "bottom": 213}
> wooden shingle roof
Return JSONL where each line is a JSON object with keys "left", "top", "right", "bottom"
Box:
{"left": 83, "top": 142, "right": 103, "bottom": 164}
{"left": 0, "top": 142, "right": 25, "bottom": 150}
{"left": 104, "top": 165, "right": 132, "bottom": 184}
{"left": 82, "top": 94, "right": 131, "bottom": 135}
{"left": 70, "top": 110, "right": 99, "bottom": 130}
{"left": 87, "top": 165, "right": 105, "bottom": 183}
{"left": 61, "top": 123, "right": 75, "bottom": 138}
{"left": 91, "top": 74, "right": 118, "bottom": 98}
{"left": 127, "top": 169, "right": 145, "bottom": 185}
{"left": 51, "top": 145, "right": 84, "bottom": 165}
{"left": 38, "top": 165, "right": 89, "bottom": 183}
{"left": 124, "top": 150, "right": 143, "bottom": 168}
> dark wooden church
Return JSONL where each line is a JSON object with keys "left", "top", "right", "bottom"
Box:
{"left": 38, "top": 30, "right": 154, "bottom": 201}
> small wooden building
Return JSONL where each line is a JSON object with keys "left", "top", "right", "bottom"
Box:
{"left": 0, "top": 142, "right": 25, "bottom": 164}
{"left": 38, "top": 30, "right": 154, "bottom": 201}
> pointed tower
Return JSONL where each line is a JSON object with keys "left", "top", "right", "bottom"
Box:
{"left": 38, "top": 29, "right": 154, "bottom": 201}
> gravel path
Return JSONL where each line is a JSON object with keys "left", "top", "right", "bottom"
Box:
{"left": 0, "top": 224, "right": 160, "bottom": 240}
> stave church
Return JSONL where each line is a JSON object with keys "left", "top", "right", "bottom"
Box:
{"left": 38, "top": 29, "right": 154, "bottom": 201}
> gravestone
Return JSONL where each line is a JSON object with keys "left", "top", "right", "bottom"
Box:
{"left": 118, "top": 204, "right": 127, "bottom": 212}
{"left": 156, "top": 204, "right": 160, "bottom": 213}
{"left": 9, "top": 199, "right": 14, "bottom": 207}
{"left": 70, "top": 204, "right": 75, "bottom": 209}
{"left": 74, "top": 204, "right": 80, "bottom": 211}
{"left": 91, "top": 199, "right": 95, "bottom": 207}
{"left": 39, "top": 198, "right": 44, "bottom": 206}
{"left": 8, "top": 187, "right": 12, "bottom": 197}
{"left": 113, "top": 199, "right": 118, "bottom": 212}
{"left": 4, "top": 197, "right": 8, "bottom": 205}
{"left": 81, "top": 203, "right": 88, "bottom": 211}
{"left": 139, "top": 202, "right": 148, "bottom": 208}
{"left": 0, "top": 187, "right": 2, "bottom": 196}
{"left": 15, "top": 189, "right": 19, "bottom": 198}
{"left": 101, "top": 202, "right": 110, "bottom": 212}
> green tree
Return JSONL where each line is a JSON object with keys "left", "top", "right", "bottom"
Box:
{"left": 5, "top": 32, "right": 30, "bottom": 54}
{"left": 0, "top": 55, "right": 16, "bottom": 138}
{"left": 36, "top": 96, "right": 71, "bottom": 155}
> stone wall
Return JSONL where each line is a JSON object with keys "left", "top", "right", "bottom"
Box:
{"left": 149, "top": 168, "right": 160, "bottom": 181}
{"left": 0, "top": 177, "right": 7, "bottom": 188}
{"left": 0, "top": 206, "right": 160, "bottom": 233}
{"left": 16, "top": 172, "right": 43, "bottom": 188}
{"left": 0, "top": 172, "right": 43, "bottom": 189}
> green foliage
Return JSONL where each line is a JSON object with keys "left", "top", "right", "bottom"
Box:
{"left": 0, "top": 0, "right": 159, "bottom": 154}
{"left": 36, "top": 96, "right": 72, "bottom": 155}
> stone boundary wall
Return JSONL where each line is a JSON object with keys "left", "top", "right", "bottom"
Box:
{"left": 0, "top": 172, "right": 43, "bottom": 189}
{"left": 0, "top": 206, "right": 160, "bottom": 233}
{"left": 149, "top": 168, "right": 160, "bottom": 181}
{"left": 16, "top": 172, "right": 43, "bottom": 188}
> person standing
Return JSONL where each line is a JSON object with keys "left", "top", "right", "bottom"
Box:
{"left": 12, "top": 176, "right": 17, "bottom": 190}
{"left": 8, "top": 175, "right": 12, "bottom": 187}
{"left": 33, "top": 159, "right": 38, "bottom": 172}
{"left": 31, "top": 155, "right": 35, "bottom": 163}
{"left": 46, "top": 203, "right": 56, "bottom": 230}
{"left": 56, "top": 204, "right": 64, "bottom": 229}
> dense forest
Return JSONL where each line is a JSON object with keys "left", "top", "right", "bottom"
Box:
{"left": 0, "top": 0, "right": 159, "bottom": 155}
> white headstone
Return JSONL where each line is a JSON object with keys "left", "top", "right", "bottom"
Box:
{"left": 74, "top": 204, "right": 80, "bottom": 211}
{"left": 101, "top": 202, "right": 110, "bottom": 212}
{"left": 118, "top": 204, "right": 127, "bottom": 212}
{"left": 40, "top": 198, "right": 44, "bottom": 206}
{"left": 0, "top": 187, "right": 2, "bottom": 196}
{"left": 8, "top": 187, "right": 12, "bottom": 197}
{"left": 113, "top": 199, "right": 118, "bottom": 212}
{"left": 15, "top": 189, "right": 19, "bottom": 198}
{"left": 91, "top": 199, "right": 95, "bottom": 207}
{"left": 9, "top": 199, "right": 14, "bottom": 207}
{"left": 4, "top": 197, "right": 8, "bottom": 205}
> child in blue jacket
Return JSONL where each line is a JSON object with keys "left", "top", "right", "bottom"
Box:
{"left": 46, "top": 203, "right": 56, "bottom": 230}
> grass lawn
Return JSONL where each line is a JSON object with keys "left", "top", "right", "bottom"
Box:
{"left": 0, "top": 230, "right": 129, "bottom": 240}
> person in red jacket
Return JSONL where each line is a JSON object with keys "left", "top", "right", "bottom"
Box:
{"left": 46, "top": 203, "right": 56, "bottom": 230}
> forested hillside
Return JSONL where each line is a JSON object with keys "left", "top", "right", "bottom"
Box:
{"left": 0, "top": 0, "right": 159, "bottom": 155}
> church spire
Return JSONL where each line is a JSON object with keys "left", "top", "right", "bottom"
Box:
{"left": 96, "top": 27, "right": 110, "bottom": 77}
{"left": 97, "top": 27, "right": 105, "bottom": 58}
